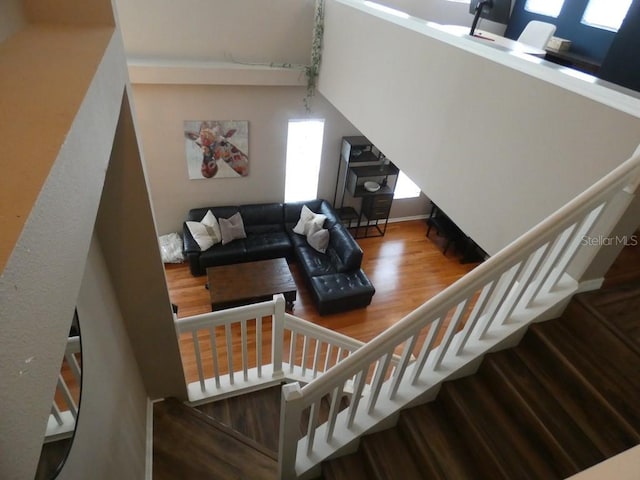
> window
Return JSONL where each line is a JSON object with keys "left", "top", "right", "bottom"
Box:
{"left": 284, "top": 119, "right": 325, "bottom": 203}
{"left": 394, "top": 171, "right": 421, "bottom": 200}
{"left": 581, "top": 0, "right": 631, "bottom": 32}
{"left": 524, "top": 0, "right": 565, "bottom": 17}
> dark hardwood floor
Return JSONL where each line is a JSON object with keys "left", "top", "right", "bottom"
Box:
{"left": 155, "top": 224, "right": 640, "bottom": 480}
{"left": 153, "top": 398, "right": 278, "bottom": 480}
{"left": 165, "top": 220, "right": 481, "bottom": 384}
{"left": 166, "top": 219, "right": 480, "bottom": 332}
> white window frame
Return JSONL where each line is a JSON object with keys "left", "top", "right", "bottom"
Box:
{"left": 581, "top": 0, "right": 632, "bottom": 32}
{"left": 284, "top": 119, "right": 325, "bottom": 203}
{"left": 524, "top": 0, "right": 565, "bottom": 18}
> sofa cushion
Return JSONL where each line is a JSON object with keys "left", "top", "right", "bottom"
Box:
{"left": 199, "top": 241, "right": 247, "bottom": 268}
{"left": 327, "top": 224, "right": 363, "bottom": 272}
{"left": 240, "top": 203, "right": 285, "bottom": 235}
{"left": 317, "top": 201, "right": 340, "bottom": 229}
{"left": 296, "top": 245, "right": 338, "bottom": 277}
{"left": 188, "top": 205, "right": 239, "bottom": 223}
{"left": 245, "top": 232, "right": 292, "bottom": 261}
{"left": 219, "top": 212, "right": 247, "bottom": 245}
{"left": 310, "top": 270, "right": 375, "bottom": 315}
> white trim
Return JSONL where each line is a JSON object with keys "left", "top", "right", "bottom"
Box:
{"left": 576, "top": 277, "right": 605, "bottom": 293}
{"left": 387, "top": 214, "right": 428, "bottom": 223}
{"left": 145, "top": 398, "right": 155, "bottom": 480}
{"left": 127, "top": 58, "right": 306, "bottom": 86}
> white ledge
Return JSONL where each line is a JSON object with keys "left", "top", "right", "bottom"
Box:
{"left": 127, "top": 58, "right": 307, "bottom": 86}
{"left": 339, "top": 0, "right": 640, "bottom": 119}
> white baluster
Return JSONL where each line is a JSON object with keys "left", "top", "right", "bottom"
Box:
{"left": 256, "top": 316, "right": 263, "bottom": 377}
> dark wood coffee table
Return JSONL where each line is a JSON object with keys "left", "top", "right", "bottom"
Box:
{"left": 206, "top": 258, "right": 297, "bottom": 311}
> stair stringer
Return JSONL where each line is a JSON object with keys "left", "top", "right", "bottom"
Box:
{"left": 296, "top": 274, "right": 578, "bottom": 480}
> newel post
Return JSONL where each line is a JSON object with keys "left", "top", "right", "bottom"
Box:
{"left": 272, "top": 294, "right": 286, "bottom": 379}
{"left": 278, "top": 382, "right": 303, "bottom": 480}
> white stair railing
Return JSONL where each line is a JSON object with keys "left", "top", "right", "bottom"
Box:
{"left": 278, "top": 149, "right": 640, "bottom": 479}
{"left": 45, "top": 336, "right": 81, "bottom": 442}
{"left": 174, "top": 298, "right": 373, "bottom": 405}
{"left": 172, "top": 150, "right": 640, "bottom": 479}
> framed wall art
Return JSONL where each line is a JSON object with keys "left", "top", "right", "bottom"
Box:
{"left": 184, "top": 120, "right": 249, "bottom": 179}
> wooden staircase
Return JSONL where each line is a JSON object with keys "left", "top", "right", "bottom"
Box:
{"left": 153, "top": 397, "right": 278, "bottom": 480}
{"left": 322, "top": 282, "right": 640, "bottom": 480}
{"left": 153, "top": 386, "right": 346, "bottom": 479}
{"left": 153, "top": 253, "right": 640, "bottom": 479}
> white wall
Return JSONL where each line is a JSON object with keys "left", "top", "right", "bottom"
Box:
{"left": 114, "top": 0, "right": 316, "bottom": 65}
{"left": 0, "top": 28, "right": 126, "bottom": 478}
{"left": 59, "top": 235, "right": 149, "bottom": 480}
{"left": 319, "top": 0, "right": 640, "bottom": 255}
{"left": 132, "top": 84, "right": 365, "bottom": 234}
{"left": 0, "top": 1, "right": 185, "bottom": 477}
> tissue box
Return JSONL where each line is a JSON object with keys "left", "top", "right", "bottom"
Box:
{"left": 547, "top": 36, "right": 571, "bottom": 51}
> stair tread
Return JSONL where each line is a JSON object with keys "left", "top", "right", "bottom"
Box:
{"left": 479, "top": 350, "right": 605, "bottom": 475}
{"left": 196, "top": 385, "right": 282, "bottom": 454}
{"left": 530, "top": 319, "right": 640, "bottom": 428}
{"left": 439, "top": 375, "right": 563, "bottom": 479}
{"left": 360, "top": 428, "right": 425, "bottom": 480}
{"left": 321, "top": 449, "right": 371, "bottom": 480}
{"left": 579, "top": 281, "right": 640, "bottom": 348}
{"left": 153, "top": 398, "right": 277, "bottom": 480}
{"left": 398, "top": 404, "right": 476, "bottom": 480}
{"left": 551, "top": 316, "right": 640, "bottom": 420}
{"left": 517, "top": 326, "right": 640, "bottom": 457}
{"left": 568, "top": 295, "right": 640, "bottom": 363}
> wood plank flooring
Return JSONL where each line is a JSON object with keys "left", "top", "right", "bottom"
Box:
{"left": 153, "top": 398, "right": 278, "bottom": 480}
{"left": 165, "top": 220, "right": 481, "bottom": 384}
{"left": 154, "top": 225, "right": 640, "bottom": 480}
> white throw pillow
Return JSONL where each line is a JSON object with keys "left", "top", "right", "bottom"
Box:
{"left": 201, "top": 210, "right": 222, "bottom": 245}
{"left": 307, "top": 228, "right": 330, "bottom": 253}
{"left": 293, "top": 205, "right": 327, "bottom": 236}
{"left": 186, "top": 221, "right": 216, "bottom": 251}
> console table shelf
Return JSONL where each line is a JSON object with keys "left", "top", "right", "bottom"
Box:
{"left": 333, "top": 136, "right": 398, "bottom": 238}
{"left": 336, "top": 206, "right": 360, "bottom": 228}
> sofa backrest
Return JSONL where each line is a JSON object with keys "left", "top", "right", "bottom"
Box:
{"left": 188, "top": 206, "right": 239, "bottom": 223}
{"left": 327, "top": 224, "right": 363, "bottom": 272}
{"left": 283, "top": 199, "right": 339, "bottom": 229}
{"left": 240, "top": 203, "right": 285, "bottom": 234}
